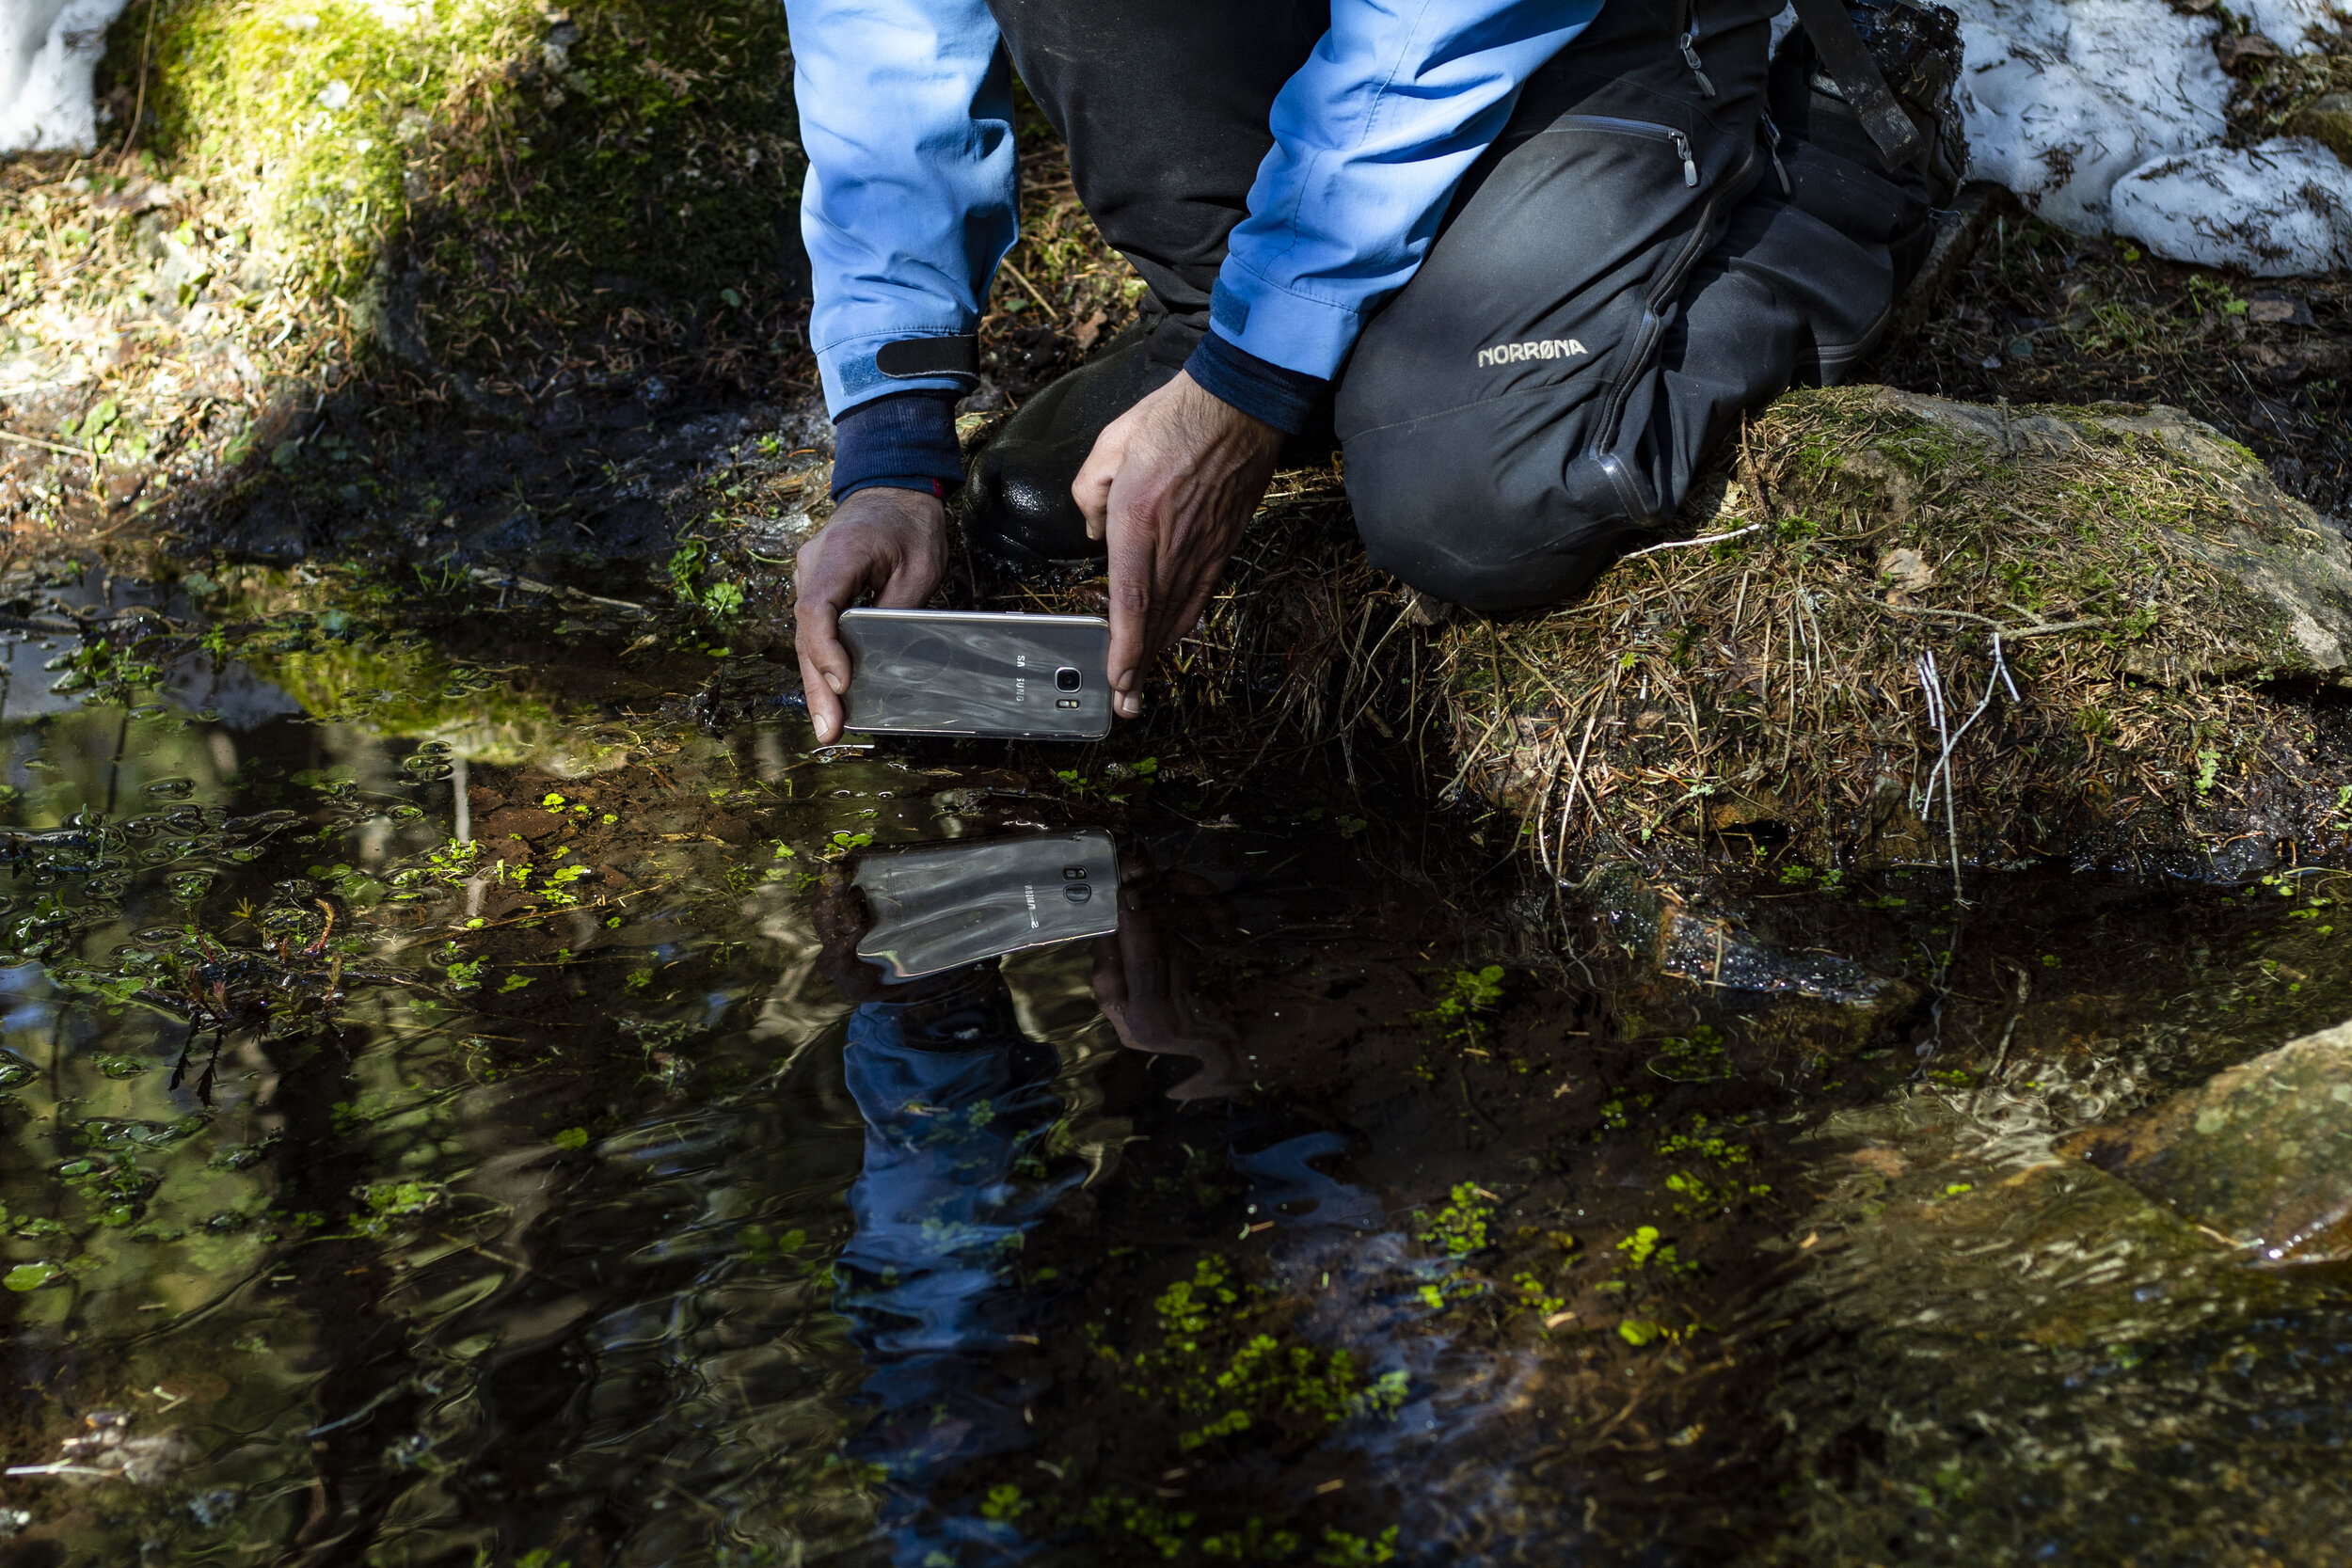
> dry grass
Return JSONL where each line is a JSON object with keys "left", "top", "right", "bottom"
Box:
{"left": 1439, "top": 388, "right": 2352, "bottom": 882}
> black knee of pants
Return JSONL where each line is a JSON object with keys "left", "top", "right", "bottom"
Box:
{"left": 1337, "top": 0, "right": 1907, "bottom": 613}
{"left": 983, "top": 0, "right": 1916, "bottom": 614}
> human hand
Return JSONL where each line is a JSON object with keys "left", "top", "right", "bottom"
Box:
{"left": 810, "top": 867, "right": 891, "bottom": 1003}
{"left": 1073, "top": 371, "right": 1282, "bottom": 720}
{"left": 1092, "top": 860, "right": 1245, "bottom": 1100}
{"left": 792, "top": 485, "right": 947, "bottom": 745}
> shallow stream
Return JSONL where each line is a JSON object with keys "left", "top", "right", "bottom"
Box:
{"left": 1, "top": 562, "right": 2348, "bottom": 1566}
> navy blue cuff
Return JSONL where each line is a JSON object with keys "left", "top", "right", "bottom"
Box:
{"left": 830, "top": 389, "right": 965, "bottom": 501}
{"left": 1183, "top": 331, "right": 1328, "bottom": 436}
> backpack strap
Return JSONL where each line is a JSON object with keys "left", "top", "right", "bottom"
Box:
{"left": 1786, "top": 0, "right": 1924, "bottom": 166}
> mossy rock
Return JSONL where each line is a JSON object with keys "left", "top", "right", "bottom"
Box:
{"left": 1443, "top": 388, "right": 2352, "bottom": 881}
{"left": 108, "top": 0, "right": 803, "bottom": 399}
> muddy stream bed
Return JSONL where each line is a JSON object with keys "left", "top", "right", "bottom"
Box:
{"left": 0, "top": 555, "right": 2346, "bottom": 1568}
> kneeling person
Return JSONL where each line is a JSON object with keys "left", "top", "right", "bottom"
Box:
{"left": 788, "top": 0, "right": 1964, "bottom": 745}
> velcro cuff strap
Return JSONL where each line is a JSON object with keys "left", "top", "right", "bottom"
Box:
{"left": 1789, "top": 0, "right": 1923, "bottom": 166}
{"left": 874, "top": 334, "right": 980, "bottom": 382}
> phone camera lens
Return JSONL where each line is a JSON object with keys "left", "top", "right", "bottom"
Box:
{"left": 1055, "top": 667, "right": 1082, "bottom": 691}
{"left": 1064, "top": 882, "right": 1093, "bottom": 906}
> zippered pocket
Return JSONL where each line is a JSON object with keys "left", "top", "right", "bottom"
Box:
{"left": 1678, "top": 0, "right": 1718, "bottom": 97}
{"left": 1580, "top": 134, "right": 1764, "bottom": 510}
{"left": 1547, "top": 114, "right": 1701, "bottom": 187}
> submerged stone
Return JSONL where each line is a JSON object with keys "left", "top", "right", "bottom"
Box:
{"left": 2076, "top": 1016, "right": 2352, "bottom": 1261}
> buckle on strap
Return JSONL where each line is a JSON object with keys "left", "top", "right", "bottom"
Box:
{"left": 874, "top": 334, "right": 981, "bottom": 382}
{"left": 1787, "top": 0, "right": 1923, "bottom": 166}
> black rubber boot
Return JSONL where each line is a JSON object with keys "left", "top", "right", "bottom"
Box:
{"left": 961, "top": 328, "right": 1175, "bottom": 568}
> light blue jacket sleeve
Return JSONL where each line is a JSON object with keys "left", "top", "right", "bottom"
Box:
{"left": 785, "top": 0, "right": 1016, "bottom": 415}
{"left": 786, "top": 0, "right": 1602, "bottom": 416}
{"left": 1210, "top": 0, "right": 1607, "bottom": 381}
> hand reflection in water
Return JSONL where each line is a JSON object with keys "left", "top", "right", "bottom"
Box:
{"left": 1089, "top": 849, "right": 1248, "bottom": 1101}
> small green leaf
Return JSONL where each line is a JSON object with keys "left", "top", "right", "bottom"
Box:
{"left": 5, "top": 1261, "right": 61, "bottom": 1291}
{"left": 552, "top": 1126, "right": 591, "bottom": 1151}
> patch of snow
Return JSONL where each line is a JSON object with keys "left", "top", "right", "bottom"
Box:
{"left": 1950, "top": 0, "right": 2229, "bottom": 234}
{"left": 2109, "top": 138, "right": 2352, "bottom": 276}
{"left": 2239, "top": 0, "right": 2347, "bottom": 53}
{"left": 0, "top": 0, "right": 130, "bottom": 152}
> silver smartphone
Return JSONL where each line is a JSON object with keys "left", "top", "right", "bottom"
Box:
{"left": 838, "top": 607, "right": 1113, "bottom": 741}
{"left": 852, "top": 829, "right": 1120, "bottom": 980}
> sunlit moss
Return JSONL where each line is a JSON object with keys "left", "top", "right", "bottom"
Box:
{"left": 110, "top": 0, "right": 803, "bottom": 388}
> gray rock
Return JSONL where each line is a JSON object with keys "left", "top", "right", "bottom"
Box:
{"left": 2078, "top": 1016, "right": 2352, "bottom": 1261}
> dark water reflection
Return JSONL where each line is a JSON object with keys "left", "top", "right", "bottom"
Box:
{"left": 1, "top": 571, "right": 2349, "bottom": 1566}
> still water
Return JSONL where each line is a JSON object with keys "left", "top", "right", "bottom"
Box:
{"left": 1, "top": 564, "right": 2348, "bottom": 1566}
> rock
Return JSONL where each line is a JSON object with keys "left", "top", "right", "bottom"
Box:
{"left": 2076, "top": 1017, "right": 2352, "bottom": 1261}
{"left": 480, "top": 805, "right": 564, "bottom": 843}
{"left": 2109, "top": 138, "right": 2352, "bottom": 277}
{"left": 1446, "top": 388, "right": 2352, "bottom": 880}
{"left": 1586, "top": 864, "right": 1920, "bottom": 1021}
{"left": 217, "top": 491, "right": 312, "bottom": 562}
{"left": 2291, "top": 91, "right": 2352, "bottom": 165}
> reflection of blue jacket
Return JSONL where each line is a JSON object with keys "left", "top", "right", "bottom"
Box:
{"left": 836, "top": 968, "right": 1070, "bottom": 1564}
{"left": 833, "top": 961, "right": 1386, "bottom": 1563}
{"left": 782, "top": 0, "right": 1604, "bottom": 409}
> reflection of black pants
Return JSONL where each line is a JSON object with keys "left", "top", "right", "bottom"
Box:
{"left": 988, "top": 0, "right": 1916, "bottom": 611}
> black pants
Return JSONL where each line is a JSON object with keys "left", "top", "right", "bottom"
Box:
{"left": 988, "top": 0, "right": 1915, "bottom": 612}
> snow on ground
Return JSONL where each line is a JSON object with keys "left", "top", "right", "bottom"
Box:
{"left": 2110, "top": 137, "right": 2352, "bottom": 274}
{"left": 1, "top": 0, "right": 130, "bottom": 152}
{"left": 1950, "top": 0, "right": 2231, "bottom": 233}
{"left": 2241, "top": 0, "right": 2349, "bottom": 53}
{"left": 1952, "top": 0, "right": 2349, "bottom": 275}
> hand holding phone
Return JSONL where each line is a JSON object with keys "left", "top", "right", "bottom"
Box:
{"left": 792, "top": 486, "right": 948, "bottom": 745}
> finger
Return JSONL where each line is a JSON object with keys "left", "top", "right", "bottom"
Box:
{"left": 1089, "top": 931, "right": 1131, "bottom": 1011}
{"left": 1151, "top": 565, "right": 1224, "bottom": 673}
{"left": 797, "top": 642, "right": 844, "bottom": 746}
{"left": 1073, "top": 420, "right": 1125, "bottom": 543}
{"left": 1103, "top": 483, "right": 1158, "bottom": 720}
{"left": 875, "top": 540, "right": 939, "bottom": 610}
{"left": 792, "top": 548, "right": 857, "bottom": 745}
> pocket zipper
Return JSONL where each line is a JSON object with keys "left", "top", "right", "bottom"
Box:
{"left": 1759, "top": 110, "right": 1791, "bottom": 195}
{"left": 1551, "top": 115, "right": 1699, "bottom": 187}
{"left": 1586, "top": 138, "right": 1765, "bottom": 491}
{"left": 1678, "top": 32, "right": 1717, "bottom": 97}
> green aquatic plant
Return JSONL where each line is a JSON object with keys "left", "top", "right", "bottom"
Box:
{"left": 1615, "top": 1225, "right": 1697, "bottom": 1275}
{"left": 1420, "top": 964, "right": 1505, "bottom": 1050}
{"left": 1415, "top": 1182, "right": 1495, "bottom": 1259}
{"left": 1647, "top": 1023, "right": 1730, "bottom": 1083}
{"left": 1122, "top": 1256, "right": 1406, "bottom": 1456}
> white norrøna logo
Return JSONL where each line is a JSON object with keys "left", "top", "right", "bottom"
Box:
{"left": 1477, "top": 338, "right": 1587, "bottom": 368}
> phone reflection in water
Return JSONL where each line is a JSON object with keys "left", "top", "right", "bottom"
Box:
{"left": 818, "top": 837, "right": 1382, "bottom": 1563}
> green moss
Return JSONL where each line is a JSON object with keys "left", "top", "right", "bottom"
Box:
{"left": 109, "top": 0, "right": 803, "bottom": 391}
{"left": 126, "top": 0, "right": 496, "bottom": 299}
